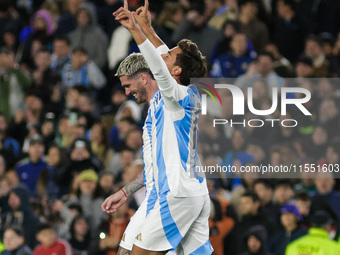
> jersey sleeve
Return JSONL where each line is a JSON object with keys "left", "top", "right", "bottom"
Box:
{"left": 138, "top": 39, "right": 185, "bottom": 112}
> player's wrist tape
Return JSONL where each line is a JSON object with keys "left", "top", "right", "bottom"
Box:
{"left": 121, "top": 188, "right": 128, "bottom": 198}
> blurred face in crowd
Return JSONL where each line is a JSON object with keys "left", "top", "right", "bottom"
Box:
{"left": 3, "top": 229, "right": 24, "bottom": 251}
{"left": 4, "top": 32, "right": 17, "bottom": 48}
{"left": 247, "top": 235, "right": 261, "bottom": 253}
{"left": 295, "top": 199, "right": 311, "bottom": 217}
{"left": 0, "top": 51, "right": 15, "bottom": 69}
{"left": 34, "top": 51, "right": 51, "bottom": 70}
{"left": 0, "top": 177, "right": 10, "bottom": 196}
{"left": 275, "top": 185, "right": 294, "bottom": 205}
{"left": 47, "top": 146, "right": 61, "bottom": 166}
{"left": 241, "top": 2, "right": 257, "bottom": 18}
{"left": 74, "top": 217, "right": 89, "bottom": 236}
{"left": 25, "top": 95, "right": 43, "bottom": 112}
{"left": 53, "top": 39, "right": 70, "bottom": 59}
{"left": 34, "top": 17, "right": 47, "bottom": 31}
{"left": 36, "top": 229, "right": 57, "bottom": 248}
{"left": 319, "top": 99, "right": 338, "bottom": 123}
{"left": 240, "top": 196, "right": 259, "bottom": 216}
{"left": 252, "top": 80, "right": 268, "bottom": 99}
{"left": 270, "top": 151, "right": 281, "bottom": 166}
{"left": 90, "top": 123, "right": 103, "bottom": 143}
{"left": 305, "top": 40, "right": 323, "bottom": 59}
{"left": 0, "top": 155, "right": 6, "bottom": 176}
{"left": 68, "top": 0, "right": 81, "bottom": 15}
{"left": 79, "top": 180, "right": 96, "bottom": 194}
{"left": 71, "top": 146, "right": 90, "bottom": 161}
{"left": 295, "top": 62, "right": 313, "bottom": 77}
{"left": 77, "top": 9, "right": 91, "bottom": 27}
{"left": 120, "top": 150, "right": 135, "bottom": 168}
{"left": 99, "top": 174, "right": 114, "bottom": 192}
{"left": 0, "top": 115, "right": 7, "bottom": 132}
{"left": 315, "top": 174, "right": 335, "bottom": 194}
{"left": 257, "top": 55, "right": 273, "bottom": 76}
{"left": 231, "top": 33, "right": 247, "bottom": 56}
{"left": 123, "top": 164, "right": 142, "bottom": 184}
{"left": 125, "top": 130, "right": 143, "bottom": 151}
{"left": 247, "top": 144, "right": 265, "bottom": 163}
{"left": 326, "top": 146, "right": 339, "bottom": 164}
{"left": 118, "top": 120, "right": 135, "bottom": 139}
{"left": 71, "top": 51, "right": 88, "bottom": 69}
{"left": 265, "top": 44, "right": 281, "bottom": 60}
{"left": 77, "top": 95, "right": 93, "bottom": 112}
{"left": 232, "top": 130, "right": 245, "bottom": 151}
{"left": 254, "top": 183, "right": 273, "bottom": 206}
{"left": 311, "top": 126, "right": 327, "bottom": 146}
{"left": 8, "top": 192, "right": 21, "bottom": 211}
{"left": 317, "top": 79, "right": 335, "bottom": 99}
{"left": 223, "top": 23, "right": 236, "bottom": 38}
{"left": 5, "top": 170, "right": 19, "bottom": 189}
{"left": 28, "top": 142, "right": 45, "bottom": 163}
{"left": 112, "top": 90, "right": 127, "bottom": 105}
{"left": 281, "top": 212, "right": 298, "bottom": 230}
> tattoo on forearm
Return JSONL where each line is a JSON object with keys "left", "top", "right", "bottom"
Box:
{"left": 125, "top": 173, "right": 144, "bottom": 196}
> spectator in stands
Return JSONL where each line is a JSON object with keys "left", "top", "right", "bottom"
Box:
{"left": 172, "top": 2, "right": 223, "bottom": 61}
{"left": 241, "top": 225, "right": 268, "bottom": 255}
{"left": 235, "top": 51, "right": 284, "bottom": 90}
{"left": 68, "top": 7, "right": 108, "bottom": 69}
{"left": 269, "top": 202, "right": 307, "bottom": 255}
{"left": 317, "top": 98, "right": 340, "bottom": 138}
{"left": 15, "top": 135, "right": 46, "bottom": 197}
{"left": 210, "top": 33, "right": 255, "bottom": 78}
{"left": 107, "top": 148, "right": 136, "bottom": 184}
{"left": 51, "top": 36, "right": 72, "bottom": 74}
{"left": 253, "top": 179, "right": 280, "bottom": 224}
{"left": 0, "top": 113, "right": 20, "bottom": 164}
{"left": 0, "top": 226, "right": 33, "bottom": 255}
{"left": 61, "top": 48, "right": 106, "bottom": 90}
{"left": 274, "top": 180, "right": 294, "bottom": 206}
{"left": 89, "top": 122, "right": 108, "bottom": 163}
{"left": 264, "top": 43, "right": 293, "bottom": 77}
{"left": 34, "top": 223, "right": 72, "bottom": 255}
{"left": 294, "top": 56, "right": 314, "bottom": 77}
{"left": 238, "top": 0, "right": 269, "bottom": 53}
{"left": 109, "top": 116, "right": 138, "bottom": 152}
{"left": 285, "top": 210, "right": 340, "bottom": 255}
{"left": 304, "top": 35, "right": 329, "bottom": 77}
{"left": 273, "top": 0, "right": 308, "bottom": 63}
{"left": 0, "top": 47, "right": 31, "bottom": 121}
{"left": 312, "top": 172, "right": 340, "bottom": 218}
{"left": 31, "top": 48, "right": 61, "bottom": 105}
{"left": 0, "top": 186, "right": 40, "bottom": 248}
{"left": 97, "top": 171, "right": 115, "bottom": 198}
{"left": 57, "top": 0, "right": 81, "bottom": 35}
{"left": 97, "top": 0, "right": 123, "bottom": 38}
{"left": 294, "top": 192, "right": 312, "bottom": 227}
{"left": 68, "top": 215, "right": 91, "bottom": 255}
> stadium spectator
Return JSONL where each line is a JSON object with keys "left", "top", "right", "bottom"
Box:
{"left": 51, "top": 36, "right": 72, "bottom": 74}
{"left": 274, "top": 180, "right": 294, "bottom": 206}
{"left": 294, "top": 192, "right": 312, "bottom": 228}
{"left": 68, "top": 7, "right": 108, "bottom": 69}
{"left": 68, "top": 215, "right": 91, "bottom": 255}
{"left": 210, "top": 33, "right": 255, "bottom": 78}
{"left": 0, "top": 47, "right": 31, "bottom": 121}
{"left": 264, "top": 43, "right": 293, "bottom": 77}
{"left": 0, "top": 186, "right": 40, "bottom": 248}
{"left": 294, "top": 56, "right": 314, "bottom": 77}
{"left": 241, "top": 225, "right": 268, "bottom": 255}
{"left": 0, "top": 226, "right": 33, "bottom": 255}
{"left": 207, "top": 0, "right": 237, "bottom": 30}
{"left": 238, "top": 0, "right": 269, "bottom": 53}
{"left": 15, "top": 135, "right": 46, "bottom": 197}
{"left": 61, "top": 48, "right": 106, "bottom": 90}
{"left": 269, "top": 202, "right": 307, "bottom": 255}
{"left": 34, "top": 223, "right": 72, "bottom": 255}
{"left": 172, "top": 2, "right": 223, "bottom": 61}
{"left": 285, "top": 210, "right": 340, "bottom": 255}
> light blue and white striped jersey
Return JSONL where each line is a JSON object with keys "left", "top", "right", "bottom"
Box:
{"left": 139, "top": 39, "right": 208, "bottom": 198}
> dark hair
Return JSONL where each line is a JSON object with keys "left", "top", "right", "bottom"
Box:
{"left": 222, "top": 20, "right": 241, "bottom": 33}
{"left": 257, "top": 51, "right": 275, "bottom": 61}
{"left": 36, "top": 223, "right": 54, "bottom": 233}
{"left": 253, "top": 179, "right": 273, "bottom": 190}
{"left": 69, "top": 214, "right": 90, "bottom": 238}
{"left": 36, "top": 46, "right": 51, "bottom": 55}
{"left": 238, "top": 0, "right": 258, "bottom": 8}
{"left": 68, "top": 203, "right": 83, "bottom": 214}
{"left": 72, "top": 47, "right": 88, "bottom": 55}
{"left": 295, "top": 191, "right": 311, "bottom": 202}
{"left": 280, "top": 0, "right": 297, "bottom": 12}
{"left": 120, "top": 116, "right": 138, "bottom": 126}
{"left": 242, "top": 191, "right": 260, "bottom": 202}
{"left": 5, "top": 226, "right": 25, "bottom": 237}
{"left": 305, "top": 34, "right": 322, "bottom": 46}
{"left": 175, "top": 39, "right": 207, "bottom": 85}
{"left": 54, "top": 35, "right": 71, "bottom": 46}
{"left": 275, "top": 179, "right": 294, "bottom": 189}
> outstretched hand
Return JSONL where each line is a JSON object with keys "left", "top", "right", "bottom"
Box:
{"left": 134, "top": 0, "right": 152, "bottom": 29}
{"left": 113, "top": 0, "right": 137, "bottom": 31}
{"left": 101, "top": 189, "right": 128, "bottom": 213}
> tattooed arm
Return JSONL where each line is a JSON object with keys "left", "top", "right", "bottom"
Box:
{"left": 101, "top": 172, "right": 144, "bottom": 213}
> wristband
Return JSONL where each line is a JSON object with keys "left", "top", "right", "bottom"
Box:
{"left": 121, "top": 188, "right": 128, "bottom": 198}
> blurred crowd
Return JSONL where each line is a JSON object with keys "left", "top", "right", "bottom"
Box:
{"left": 0, "top": 0, "right": 340, "bottom": 254}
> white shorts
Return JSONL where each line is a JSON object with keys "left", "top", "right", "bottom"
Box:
{"left": 133, "top": 193, "right": 213, "bottom": 254}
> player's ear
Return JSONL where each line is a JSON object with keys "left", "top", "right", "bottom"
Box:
{"left": 172, "top": 66, "right": 182, "bottom": 76}
{"left": 140, "top": 73, "right": 148, "bottom": 85}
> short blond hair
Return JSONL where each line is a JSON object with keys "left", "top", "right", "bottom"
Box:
{"left": 115, "top": 53, "right": 152, "bottom": 78}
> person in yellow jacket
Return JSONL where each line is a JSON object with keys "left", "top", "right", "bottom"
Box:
{"left": 285, "top": 210, "right": 340, "bottom": 255}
